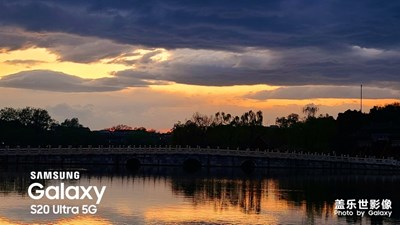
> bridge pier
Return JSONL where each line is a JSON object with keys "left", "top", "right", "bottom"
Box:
{"left": 126, "top": 158, "right": 141, "bottom": 170}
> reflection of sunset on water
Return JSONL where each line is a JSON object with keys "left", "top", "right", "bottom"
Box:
{"left": 144, "top": 205, "right": 278, "bottom": 225}
{"left": 144, "top": 179, "right": 290, "bottom": 224}
{"left": 0, "top": 216, "right": 112, "bottom": 225}
{"left": 0, "top": 168, "right": 399, "bottom": 224}
{"left": 0, "top": 218, "right": 16, "bottom": 225}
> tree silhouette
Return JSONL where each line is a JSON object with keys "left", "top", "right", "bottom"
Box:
{"left": 108, "top": 124, "right": 133, "bottom": 131}
{"left": 0, "top": 107, "right": 18, "bottom": 121}
{"left": 276, "top": 113, "right": 299, "bottom": 128}
{"left": 61, "top": 118, "right": 83, "bottom": 128}
{"left": 213, "top": 112, "right": 233, "bottom": 126}
{"left": 302, "top": 104, "right": 319, "bottom": 119}
{"left": 192, "top": 112, "right": 213, "bottom": 129}
{"left": 0, "top": 107, "right": 54, "bottom": 130}
{"left": 0, "top": 103, "right": 399, "bottom": 158}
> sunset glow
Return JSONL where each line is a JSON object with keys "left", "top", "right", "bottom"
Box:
{"left": 0, "top": 1, "right": 398, "bottom": 131}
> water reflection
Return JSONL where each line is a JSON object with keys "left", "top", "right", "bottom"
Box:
{"left": 0, "top": 216, "right": 112, "bottom": 225}
{"left": 171, "top": 178, "right": 265, "bottom": 214}
{"left": 0, "top": 166, "right": 399, "bottom": 225}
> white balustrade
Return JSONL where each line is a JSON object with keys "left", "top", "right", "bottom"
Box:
{"left": 0, "top": 146, "right": 399, "bottom": 167}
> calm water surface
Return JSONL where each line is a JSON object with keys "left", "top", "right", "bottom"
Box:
{"left": 0, "top": 166, "right": 399, "bottom": 225}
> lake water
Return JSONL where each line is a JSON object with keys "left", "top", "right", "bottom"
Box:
{"left": 0, "top": 166, "right": 399, "bottom": 225}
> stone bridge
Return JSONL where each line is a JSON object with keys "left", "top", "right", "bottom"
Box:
{"left": 0, "top": 146, "right": 399, "bottom": 170}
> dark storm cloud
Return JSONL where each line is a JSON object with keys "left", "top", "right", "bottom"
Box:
{"left": 0, "top": 70, "right": 155, "bottom": 92}
{"left": 1, "top": 0, "right": 400, "bottom": 50}
{"left": 0, "top": 0, "right": 400, "bottom": 91}
{"left": 246, "top": 86, "right": 400, "bottom": 100}
{"left": 0, "top": 27, "right": 138, "bottom": 63}
{"left": 113, "top": 47, "right": 400, "bottom": 89}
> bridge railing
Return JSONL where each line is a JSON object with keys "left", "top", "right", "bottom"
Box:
{"left": 0, "top": 145, "right": 398, "bottom": 166}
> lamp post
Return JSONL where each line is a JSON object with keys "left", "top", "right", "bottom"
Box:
{"left": 360, "top": 84, "right": 363, "bottom": 113}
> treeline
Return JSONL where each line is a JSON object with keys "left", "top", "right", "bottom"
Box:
{"left": 0, "top": 103, "right": 399, "bottom": 158}
{"left": 0, "top": 107, "right": 166, "bottom": 146}
{"left": 172, "top": 110, "right": 265, "bottom": 148}
{"left": 171, "top": 107, "right": 335, "bottom": 151}
{"left": 0, "top": 107, "right": 92, "bottom": 145}
{"left": 171, "top": 103, "right": 400, "bottom": 158}
{"left": 335, "top": 103, "right": 400, "bottom": 157}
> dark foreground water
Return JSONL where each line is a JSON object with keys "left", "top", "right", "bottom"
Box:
{"left": 0, "top": 166, "right": 399, "bottom": 225}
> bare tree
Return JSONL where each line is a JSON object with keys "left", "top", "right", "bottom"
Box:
{"left": 192, "top": 112, "right": 213, "bottom": 128}
{"left": 302, "top": 104, "right": 319, "bottom": 119}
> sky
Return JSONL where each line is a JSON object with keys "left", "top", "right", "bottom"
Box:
{"left": 0, "top": 0, "right": 399, "bottom": 131}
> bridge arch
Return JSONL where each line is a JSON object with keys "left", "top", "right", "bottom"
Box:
{"left": 126, "top": 158, "right": 141, "bottom": 170}
{"left": 240, "top": 159, "right": 256, "bottom": 173}
{"left": 182, "top": 158, "right": 202, "bottom": 172}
